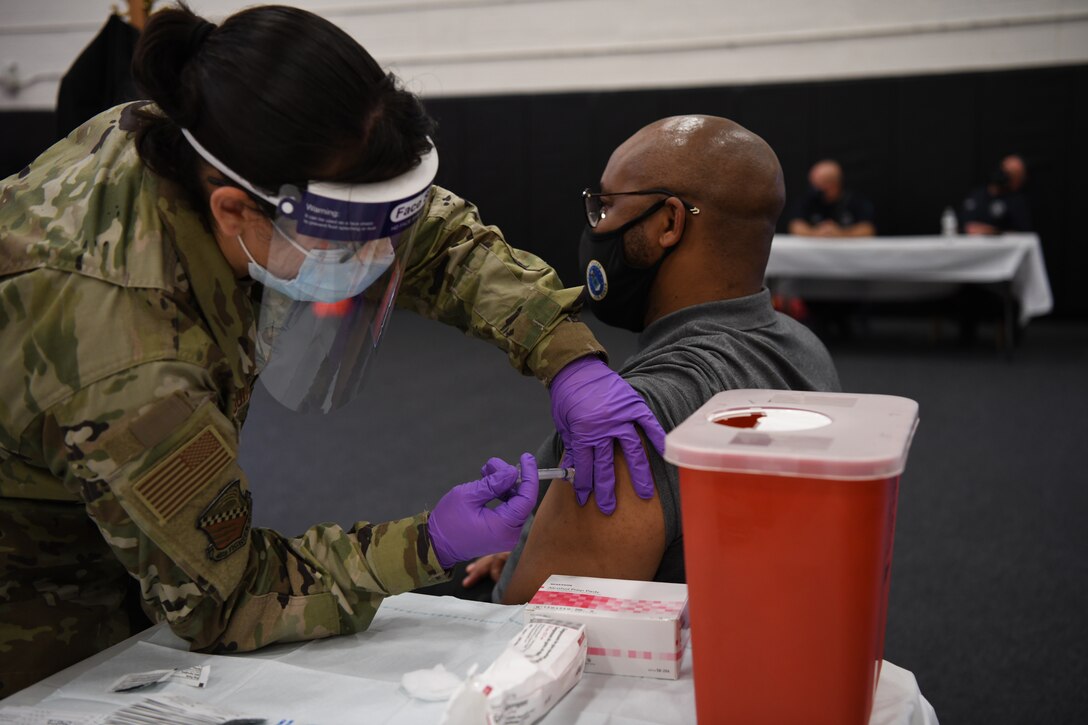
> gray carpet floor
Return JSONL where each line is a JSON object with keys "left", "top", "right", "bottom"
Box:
{"left": 241, "top": 310, "right": 1088, "bottom": 725}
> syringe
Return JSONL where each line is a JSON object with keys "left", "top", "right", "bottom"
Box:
{"left": 537, "top": 467, "right": 575, "bottom": 481}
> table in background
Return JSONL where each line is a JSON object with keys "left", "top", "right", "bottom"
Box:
{"left": 3, "top": 593, "right": 936, "bottom": 724}
{"left": 766, "top": 233, "right": 1052, "bottom": 346}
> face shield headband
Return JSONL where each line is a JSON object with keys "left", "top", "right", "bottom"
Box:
{"left": 180, "top": 128, "right": 440, "bottom": 413}
{"left": 181, "top": 127, "right": 439, "bottom": 302}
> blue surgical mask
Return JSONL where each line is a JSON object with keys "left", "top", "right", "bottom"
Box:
{"left": 237, "top": 234, "right": 395, "bottom": 303}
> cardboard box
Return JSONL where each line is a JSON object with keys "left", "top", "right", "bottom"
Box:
{"left": 523, "top": 575, "right": 689, "bottom": 680}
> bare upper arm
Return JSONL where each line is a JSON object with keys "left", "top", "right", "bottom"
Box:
{"left": 500, "top": 440, "right": 666, "bottom": 604}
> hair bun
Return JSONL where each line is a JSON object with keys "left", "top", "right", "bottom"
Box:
{"left": 131, "top": 5, "right": 213, "bottom": 125}
{"left": 186, "top": 19, "right": 216, "bottom": 59}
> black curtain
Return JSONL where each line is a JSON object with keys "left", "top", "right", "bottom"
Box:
{"left": 424, "top": 65, "right": 1088, "bottom": 318}
{"left": 55, "top": 13, "right": 141, "bottom": 140}
{"left": 2, "top": 63, "right": 1084, "bottom": 316}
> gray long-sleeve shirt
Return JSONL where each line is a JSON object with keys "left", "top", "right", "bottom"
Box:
{"left": 496, "top": 288, "right": 841, "bottom": 599}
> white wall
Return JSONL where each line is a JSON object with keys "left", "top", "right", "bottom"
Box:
{"left": 1, "top": 0, "right": 1087, "bottom": 110}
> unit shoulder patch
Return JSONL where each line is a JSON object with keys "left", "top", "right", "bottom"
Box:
{"left": 197, "top": 479, "right": 251, "bottom": 562}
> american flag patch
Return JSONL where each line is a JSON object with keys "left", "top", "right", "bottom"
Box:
{"left": 132, "top": 425, "right": 234, "bottom": 523}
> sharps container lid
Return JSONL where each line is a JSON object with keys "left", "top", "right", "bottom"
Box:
{"left": 664, "top": 389, "right": 919, "bottom": 480}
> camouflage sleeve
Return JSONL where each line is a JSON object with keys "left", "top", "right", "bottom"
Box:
{"left": 394, "top": 186, "right": 606, "bottom": 384}
{"left": 51, "top": 362, "right": 449, "bottom": 653}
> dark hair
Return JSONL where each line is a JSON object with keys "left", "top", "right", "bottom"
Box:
{"left": 131, "top": 2, "right": 435, "bottom": 225}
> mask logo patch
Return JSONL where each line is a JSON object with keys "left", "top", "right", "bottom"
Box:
{"left": 586, "top": 260, "right": 608, "bottom": 301}
{"left": 197, "top": 479, "right": 251, "bottom": 561}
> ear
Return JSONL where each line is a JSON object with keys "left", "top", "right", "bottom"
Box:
{"left": 657, "top": 196, "right": 688, "bottom": 250}
{"left": 208, "top": 186, "right": 267, "bottom": 237}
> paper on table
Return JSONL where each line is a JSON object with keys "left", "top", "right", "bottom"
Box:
{"left": 0, "top": 706, "right": 104, "bottom": 725}
{"left": 171, "top": 665, "right": 212, "bottom": 689}
{"left": 281, "top": 595, "right": 524, "bottom": 680}
{"left": 110, "top": 665, "right": 211, "bottom": 692}
{"left": 40, "top": 640, "right": 439, "bottom": 725}
{"left": 110, "top": 668, "right": 175, "bottom": 692}
{"left": 12, "top": 593, "right": 936, "bottom": 725}
{"left": 107, "top": 694, "right": 263, "bottom": 724}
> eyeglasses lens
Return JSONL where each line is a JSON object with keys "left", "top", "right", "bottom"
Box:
{"left": 584, "top": 192, "right": 601, "bottom": 228}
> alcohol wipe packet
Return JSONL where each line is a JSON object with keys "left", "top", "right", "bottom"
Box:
{"left": 440, "top": 620, "right": 587, "bottom": 724}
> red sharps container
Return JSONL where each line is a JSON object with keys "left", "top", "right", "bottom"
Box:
{"left": 664, "top": 389, "right": 919, "bottom": 725}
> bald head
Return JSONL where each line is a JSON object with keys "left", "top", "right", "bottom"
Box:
{"left": 595, "top": 115, "right": 785, "bottom": 315}
{"left": 1001, "top": 154, "right": 1026, "bottom": 192}
{"left": 809, "top": 159, "right": 843, "bottom": 201}
{"left": 606, "top": 115, "right": 785, "bottom": 248}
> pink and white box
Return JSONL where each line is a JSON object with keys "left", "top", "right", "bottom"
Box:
{"left": 523, "top": 574, "right": 690, "bottom": 679}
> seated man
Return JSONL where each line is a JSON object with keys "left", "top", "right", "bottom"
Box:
{"left": 465, "top": 115, "right": 842, "bottom": 603}
{"left": 951, "top": 154, "right": 1033, "bottom": 342}
{"left": 787, "top": 159, "right": 876, "bottom": 237}
{"left": 961, "top": 154, "right": 1032, "bottom": 235}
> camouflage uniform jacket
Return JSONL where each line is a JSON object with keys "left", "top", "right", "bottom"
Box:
{"left": 0, "top": 103, "right": 604, "bottom": 694}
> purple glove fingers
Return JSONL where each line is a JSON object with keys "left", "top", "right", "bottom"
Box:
{"left": 428, "top": 455, "right": 538, "bottom": 569}
{"left": 616, "top": 427, "right": 655, "bottom": 500}
{"left": 480, "top": 459, "right": 519, "bottom": 499}
{"left": 479, "top": 456, "right": 508, "bottom": 479}
{"left": 548, "top": 356, "right": 666, "bottom": 514}
{"left": 635, "top": 409, "right": 668, "bottom": 456}
{"left": 570, "top": 445, "right": 596, "bottom": 507}
{"left": 498, "top": 453, "right": 539, "bottom": 523}
{"left": 591, "top": 442, "right": 617, "bottom": 515}
{"left": 559, "top": 450, "right": 574, "bottom": 475}
{"left": 557, "top": 449, "right": 586, "bottom": 504}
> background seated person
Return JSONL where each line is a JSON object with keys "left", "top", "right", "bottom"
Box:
{"left": 961, "top": 154, "right": 1032, "bottom": 235}
{"left": 787, "top": 159, "right": 876, "bottom": 237}
{"left": 463, "top": 115, "right": 842, "bottom": 603}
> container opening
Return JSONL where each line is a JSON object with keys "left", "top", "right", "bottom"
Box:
{"left": 710, "top": 407, "right": 832, "bottom": 432}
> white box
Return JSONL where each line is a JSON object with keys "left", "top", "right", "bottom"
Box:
{"left": 523, "top": 575, "right": 689, "bottom": 680}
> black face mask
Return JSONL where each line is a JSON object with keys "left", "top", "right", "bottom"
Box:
{"left": 578, "top": 199, "right": 672, "bottom": 333}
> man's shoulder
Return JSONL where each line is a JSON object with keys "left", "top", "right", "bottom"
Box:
{"left": 963, "top": 185, "right": 990, "bottom": 206}
{"left": 843, "top": 191, "right": 875, "bottom": 218}
{"left": 625, "top": 304, "right": 839, "bottom": 400}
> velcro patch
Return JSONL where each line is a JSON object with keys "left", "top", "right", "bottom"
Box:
{"left": 132, "top": 425, "right": 233, "bottom": 523}
{"left": 101, "top": 393, "right": 197, "bottom": 469}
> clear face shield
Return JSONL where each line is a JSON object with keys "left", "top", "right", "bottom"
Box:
{"left": 183, "top": 129, "right": 439, "bottom": 413}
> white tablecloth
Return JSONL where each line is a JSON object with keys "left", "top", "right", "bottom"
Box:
{"left": 766, "top": 233, "right": 1052, "bottom": 325}
{"left": 3, "top": 593, "right": 937, "bottom": 724}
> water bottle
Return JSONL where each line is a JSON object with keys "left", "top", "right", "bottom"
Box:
{"left": 941, "top": 206, "right": 957, "bottom": 237}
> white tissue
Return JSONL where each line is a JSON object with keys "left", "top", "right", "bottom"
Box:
{"left": 400, "top": 663, "right": 464, "bottom": 701}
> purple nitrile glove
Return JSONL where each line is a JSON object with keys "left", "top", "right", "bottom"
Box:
{"left": 549, "top": 356, "right": 667, "bottom": 515}
{"left": 428, "top": 453, "right": 540, "bottom": 570}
